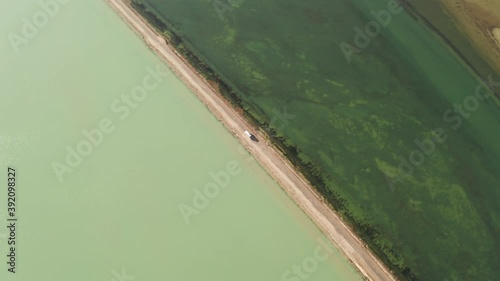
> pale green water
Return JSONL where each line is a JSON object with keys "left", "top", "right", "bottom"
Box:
{"left": 0, "top": 1, "right": 362, "bottom": 280}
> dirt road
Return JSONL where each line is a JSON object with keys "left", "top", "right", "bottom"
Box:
{"left": 105, "top": 1, "right": 398, "bottom": 280}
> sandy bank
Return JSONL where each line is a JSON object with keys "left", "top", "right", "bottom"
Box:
{"left": 440, "top": 0, "right": 500, "bottom": 73}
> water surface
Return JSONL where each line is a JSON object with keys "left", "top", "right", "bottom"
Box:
{"left": 0, "top": 1, "right": 362, "bottom": 280}
{"left": 139, "top": 0, "right": 500, "bottom": 279}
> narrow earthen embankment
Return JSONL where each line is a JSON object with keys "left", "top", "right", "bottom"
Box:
{"left": 105, "top": 1, "right": 398, "bottom": 280}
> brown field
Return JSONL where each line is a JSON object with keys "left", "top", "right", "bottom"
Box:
{"left": 440, "top": 0, "right": 500, "bottom": 73}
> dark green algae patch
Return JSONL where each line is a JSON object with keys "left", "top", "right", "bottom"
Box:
{"left": 132, "top": 0, "right": 500, "bottom": 280}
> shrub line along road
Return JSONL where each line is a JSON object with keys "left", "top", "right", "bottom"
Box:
{"left": 105, "top": 0, "right": 398, "bottom": 280}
